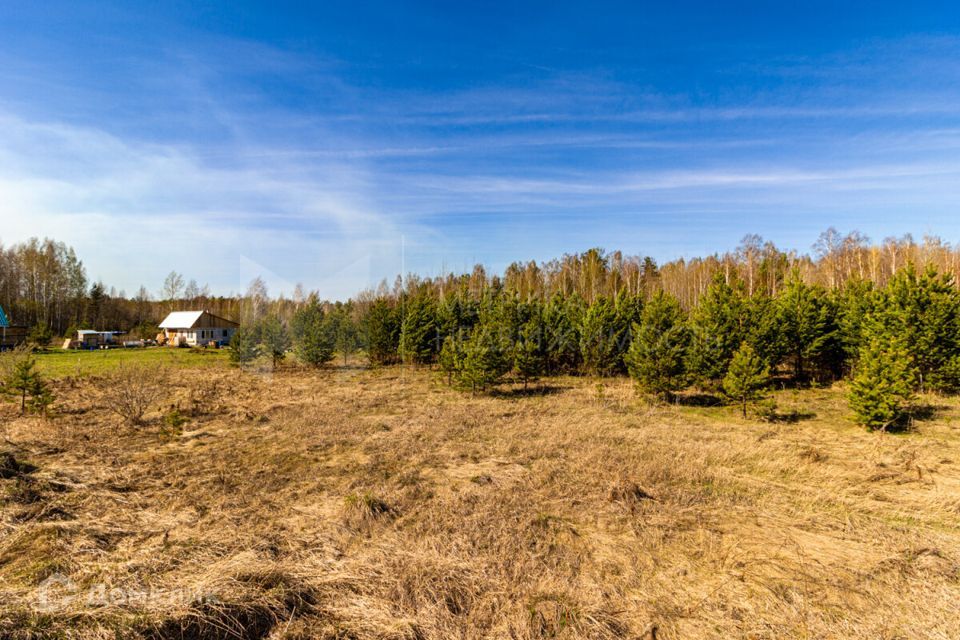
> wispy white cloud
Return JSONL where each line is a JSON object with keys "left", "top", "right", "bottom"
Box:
{"left": 0, "top": 111, "right": 409, "bottom": 299}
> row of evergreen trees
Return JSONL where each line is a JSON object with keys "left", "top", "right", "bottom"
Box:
{"left": 230, "top": 262, "right": 960, "bottom": 430}
{"left": 344, "top": 264, "right": 959, "bottom": 429}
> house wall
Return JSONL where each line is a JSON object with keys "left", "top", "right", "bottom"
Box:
{"left": 0, "top": 327, "right": 28, "bottom": 349}
{"left": 164, "top": 327, "right": 236, "bottom": 346}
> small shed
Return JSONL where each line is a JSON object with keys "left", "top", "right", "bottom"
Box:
{"left": 0, "top": 305, "right": 27, "bottom": 350}
{"left": 158, "top": 310, "right": 239, "bottom": 347}
{"left": 75, "top": 330, "right": 122, "bottom": 349}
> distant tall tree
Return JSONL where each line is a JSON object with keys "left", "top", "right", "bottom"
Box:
{"left": 245, "top": 277, "right": 269, "bottom": 324}
{"left": 687, "top": 273, "right": 745, "bottom": 388}
{"left": 363, "top": 299, "right": 401, "bottom": 366}
{"left": 184, "top": 279, "right": 201, "bottom": 302}
{"left": 722, "top": 343, "right": 770, "bottom": 418}
{"left": 399, "top": 295, "right": 437, "bottom": 365}
{"left": 88, "top": 281, "right": 106, "bottom": 328}
{"left": 625, "top": 291, "right": 690, "bottom": 400}
{"left": 291, "top": 301, "right": 335, "bottom": 367}
{"left": 162, "top": 271, "right": 184, "bottom": 302}
{"left": 849, "top": 336, "right": 915, "bottom": 430}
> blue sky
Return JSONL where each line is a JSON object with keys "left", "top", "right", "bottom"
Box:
{"left": 2, "top": 2, "right": 960, "bottom": 298}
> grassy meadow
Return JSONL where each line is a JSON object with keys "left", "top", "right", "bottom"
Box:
{"left": 28, "top": 347, "right": 231, "bottom": 378}
{"left": 2, "top": 360, "right": 960, "bottom": 638}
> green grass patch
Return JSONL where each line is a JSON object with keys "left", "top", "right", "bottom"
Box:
{"left": 28, "top": 347, "right": 230, "bottom": 379}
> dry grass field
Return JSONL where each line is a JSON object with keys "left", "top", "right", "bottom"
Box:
{"left": 2, "top": 362, "right": 960, "bottom": 639}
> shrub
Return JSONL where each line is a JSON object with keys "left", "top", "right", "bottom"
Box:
{"left": 102, "top": 363, "right": 168, "bottom": 425}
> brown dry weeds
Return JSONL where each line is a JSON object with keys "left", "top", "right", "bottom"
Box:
{"left": 1, "top": 366, "right": 960, "bottom": 639}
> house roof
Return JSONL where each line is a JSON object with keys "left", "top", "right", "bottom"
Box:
{"left": 159, "top": 311, "right": 205, "bottom": 329}
{"left": 158, "top": 310, "right": 239, "bottom": 329}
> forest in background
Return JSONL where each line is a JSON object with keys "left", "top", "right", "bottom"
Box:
{"left": 2, "top": 229, "right": 958, "bottom": 335}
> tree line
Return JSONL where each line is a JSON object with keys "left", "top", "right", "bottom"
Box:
{"left": 350, "top": 264, "right": 959, "bottom": 428}
{"left": 5, "top": 231, "right": 960, "bottom": 428}
{"left": 4, "top": 229, "right": 960, "bottom": 336}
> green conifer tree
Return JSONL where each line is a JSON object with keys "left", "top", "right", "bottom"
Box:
{"left": 229, "top": 326, "right": 261, "bottom": 369}
{"left": 870, "top": 265, "right": 960, "bottom": 392}
{"left": 742, "top": 293, "right": 784, "bottom": 369}
{"left": 2, "top": 349, "right": 53, "bottom": 415}
{"left": 777, "top": 274, "right": 838, "bottom": 382}
{"left": 513, "top": 316, "right": 546, "bottom": 389}
{"left": 625, "top": 291, "right": 690, "bottom": 400}
{"left": 722, "top": 343, "right": 770, "bottom": 418}
{"left": 259, "top": 316, "right": 291, "bottom": 368}
{"left": 543, "top": 292, "right": 583, "bottom": 374}
{"left": 363, "top": 298, "right": 400, "bottom": 366}
{"left": 687, "top": 273, "right": 745, "bottom": 388}
{"left": 835, "top": 279, "right": 875, "bottom": 369}
{"left": 329, "top": 303, "right": 359, "bottom": 365}
{"left": 291, "top": 301, "right": 335, "bottom": 367}
{"left": 399, "top": 295, "right": 438, "bottom": 365}
{"left": 460, "top": 323, "right": 511, "bottom": 393}
{"left": 439, "top": 333, "right": 465, "bottom": 386}
{"left": 579, "top": 296, "right": 620, "bottom": 376}
{"left": 849, "top": 337, "right": 915, "bottom": 430}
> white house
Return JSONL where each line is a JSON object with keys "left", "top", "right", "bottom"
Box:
{"left": 158, "top": 310, "right": 239, "bottom": 347}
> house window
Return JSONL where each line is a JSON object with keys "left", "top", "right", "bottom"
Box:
{"left": 223, "top": 329, "right": 228, "bottom": 337}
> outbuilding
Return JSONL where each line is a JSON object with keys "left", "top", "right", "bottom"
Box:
{"left": 75, "top": 330, "right": 122, "bottom": 349}
{"left": 158, "top": 310, "right": 239, "bottom": 347}
{"left": 0, "top": 305, "right": 28, "bottom": 350}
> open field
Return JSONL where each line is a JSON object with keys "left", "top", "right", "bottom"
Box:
{"left": 28, "top": 348, "right": 231, "bottom": 379}
{"left": 2, "top": 364, "right": 960, "bottom": 639}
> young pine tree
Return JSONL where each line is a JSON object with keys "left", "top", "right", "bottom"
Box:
{"left": 438, "top": 333, "right": 465, "bottom": 386}
{"left": 259, "top": 316, "right": 291, "bottom": 369}
{"left": 329, "top": 304, "right": 359, "bottom": 365}
{"left": 513, "top": 317, "right": 546, "bottom": 389}
{"left": 579, "top": 296, "right": 620, "bottom": 377}
{"left": 543, "top": 292, "right": 584, "bottom": 374}
{"left": 229, "top": 326, "right": 261, "bottom": 369}
{"left": 687, "top": 273, "right": 745, "bottom": 388}
{"left": 722, "top": 343, "right": 770, "bottom": 418}
{"left": 399, "top": 295, "right": 438, "bottom": 365}
{"left": 291, "top": 301, "right": 335, "bottom": 367}
{"left": 777, "top": 274, "right": 838, "bottom": 382}
{"left": 625, "top": 291, "right": 690, "bottom": 400}
{"left": 460, "top": 323, "right": 511, "bottom": 394}
{"left": 849, "top": 337, "right": 916, "bottom": 431}
{"left": 363, "top": 298, "right": 400, "bottom": 366}
{"left": 3, "top": 349, "right": 53, "bottom": 415}
{"left": 872, "top": 265, "right": 960, "bottom": 393}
